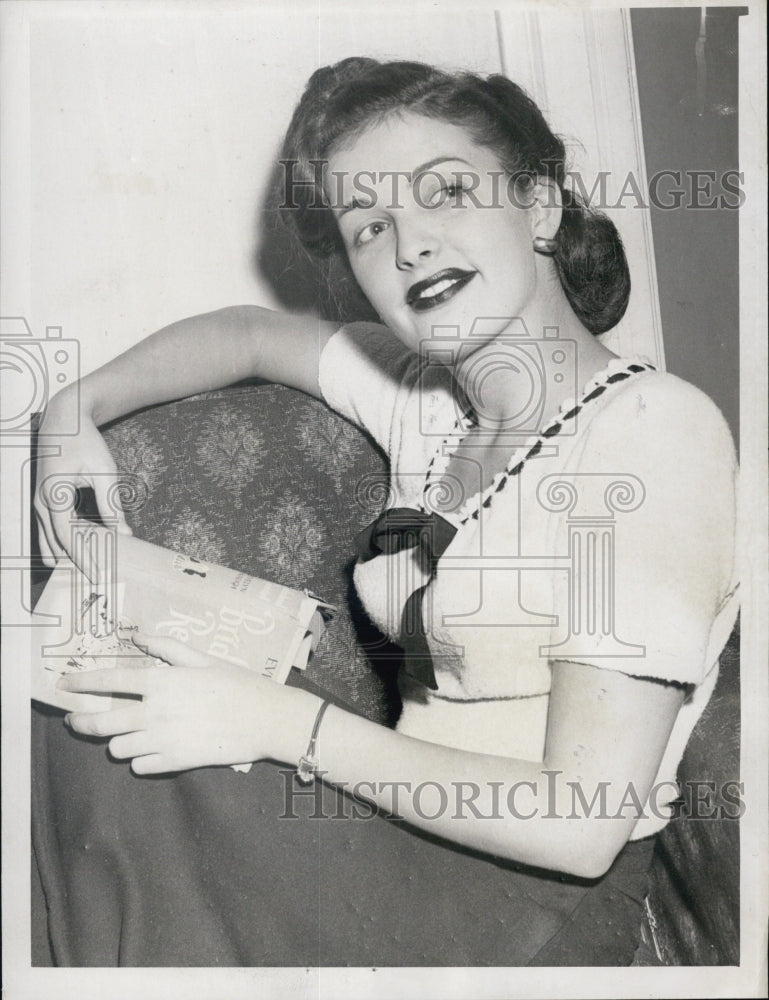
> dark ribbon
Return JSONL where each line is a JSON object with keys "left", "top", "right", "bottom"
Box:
{"left": 355, "top": 507, "right": 458, "bottom": 691}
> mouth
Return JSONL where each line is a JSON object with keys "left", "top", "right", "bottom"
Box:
{"left": 406, "top": 268, "right": 477, "bottom": 312}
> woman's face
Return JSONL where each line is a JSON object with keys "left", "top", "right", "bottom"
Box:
{"left": 327, "top": 111, "right": 554, "bottom": 359}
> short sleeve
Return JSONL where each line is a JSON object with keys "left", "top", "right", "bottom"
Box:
{"left": 552, "top": 372, "right": 738, "bottom": 687}
{"left": 318, "top": 322, "right": 417, "bottom": 452}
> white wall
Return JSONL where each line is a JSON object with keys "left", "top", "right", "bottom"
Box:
{"left": 7, "top": 2, "right": 660, "bottom": 379}
{"left": 16, "top": 2, "right": 501, "bottom": 377}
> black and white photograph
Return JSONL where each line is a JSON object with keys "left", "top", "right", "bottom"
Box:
{"left": 1, "top": 1, "right": 766, "bottom": 997}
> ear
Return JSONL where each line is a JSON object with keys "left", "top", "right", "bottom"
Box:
{"left": 530, "top": 178, "right": 563, "bottom": 241}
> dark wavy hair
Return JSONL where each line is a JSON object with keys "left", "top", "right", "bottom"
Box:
{"left": 280, "top": 58, "right": 630, "bottom": 335}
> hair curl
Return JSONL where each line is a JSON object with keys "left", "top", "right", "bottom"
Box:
{"left": 280, "top": 58, "right": 629, "bottom": 335}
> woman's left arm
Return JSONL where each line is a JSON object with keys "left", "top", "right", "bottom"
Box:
{"left": 60, "top": 640, "right": 684, "bottom": 880}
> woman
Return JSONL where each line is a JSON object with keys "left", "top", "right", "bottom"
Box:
{"left": 35, "top": 59, "right": 738, "bottom": 965}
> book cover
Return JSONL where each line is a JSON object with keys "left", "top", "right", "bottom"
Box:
{"left": 30, "top": 530, "right": 333, "bottom": 715}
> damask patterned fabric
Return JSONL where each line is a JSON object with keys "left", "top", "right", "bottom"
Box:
{"left": 101, "top": 382, "right": 399, "bottom": 724}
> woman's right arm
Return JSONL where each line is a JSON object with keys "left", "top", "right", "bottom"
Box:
{"left": 35, "top": 305, "right": 339, "bottom": 563}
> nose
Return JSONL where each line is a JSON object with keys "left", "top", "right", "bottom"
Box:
{"left": 395, "top": 217, "right": 440, "bottom": 271}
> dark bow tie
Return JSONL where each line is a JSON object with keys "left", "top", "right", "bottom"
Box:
{"left": 355, "top": 507, "right": 458, "bottom": 690}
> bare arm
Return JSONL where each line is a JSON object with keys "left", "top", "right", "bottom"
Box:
{"left": 72, "top": 305, "right": 339, "bottom": 425}
{"left": 35, "top": 305, "right": 339, "bottom": 562}
{"left": 62, "top": 648, "right": 684, "bottom": 880}
{"left": 294, "top": 658, "right": 684, "bottom": 878}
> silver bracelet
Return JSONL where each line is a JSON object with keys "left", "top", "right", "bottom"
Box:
{"left": 296, "top": 699, "right": 331, "bottom": 784}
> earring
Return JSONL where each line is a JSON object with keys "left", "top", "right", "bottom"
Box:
{"left": 533, "top": 236, "right": 558, "bottom": 255}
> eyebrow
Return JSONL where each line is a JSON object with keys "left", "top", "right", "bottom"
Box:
{"left": 338, "top": 197, "right": 367, "bottom": 218}
{"left": 337, "top": 156, "right": 475, "bottom": 216}
{"left": 413, "top": 156, "right": 474, "bottom": 180}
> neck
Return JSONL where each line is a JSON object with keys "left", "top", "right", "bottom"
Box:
{"left": 452, "top": 299, "right": 617, "bottom": 433}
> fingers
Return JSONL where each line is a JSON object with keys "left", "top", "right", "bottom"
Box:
{"left": 35, "top": 468, "right": 133, "bottom": 571}
{"left": 36, "top": 527, "right": 56, "bottom": 567}
{"left": 66, "top": 703, "right": 145, "bottom": 738}
{"left": 65, "top": 522, "right": 126, "bottom": 584}
{"left": 34, "top": 493, "right": 90, "bottom": 570}
{"left": 130, "top": 754, "right": 167, "bottom": 776}
{"left": 58, "top": 667, "right": 151, "bottom": 697}
{"left": 33, "top": 485, "right": 69, "bottom": 565}
{"left": 66, "top": 715, "right": 166, "bottom": 773}
{"left": 132, "top": 633, "right": 217, "bottom": 669}
{"left": 66, "top": 522, "right": 113, "bottom": 583}
{"left": 92, "top": 472, "right": 133, "bottom": 538}
{"left": 36, "top": 474, "right": 79, "bottom": 562}
{"left": 50, "top": 508, "right": 79, "bottom": 564}
{"left": 34, "top": 507, "right": 65, "bottom": 567}
{"left": 107, "top": 730, "right": 152, "bottom": 759}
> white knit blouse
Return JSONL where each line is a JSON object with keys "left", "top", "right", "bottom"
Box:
{"left": 319, "top": 322, "right": 739, "bottom": 838}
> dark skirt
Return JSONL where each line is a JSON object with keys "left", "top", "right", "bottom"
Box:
{"left": 32, "top": 705, "right": 653, "bottom": 967}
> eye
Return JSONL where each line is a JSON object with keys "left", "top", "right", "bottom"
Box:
{"left": 356, "top": 220, "right": 390, "bottom": 246}
{"left": 425, "top": 180, "right": 465, "bottom": 208}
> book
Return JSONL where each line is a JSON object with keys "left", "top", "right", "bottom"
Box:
{"left": 30, "top": 530, "right": 333, "bottom": 716}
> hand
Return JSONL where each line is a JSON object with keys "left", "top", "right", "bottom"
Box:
{"left": 34, "top": 387, "right": 132, "bottom": 567}
{"left": 57, "top": 634, "right": 315, "bottom": 775}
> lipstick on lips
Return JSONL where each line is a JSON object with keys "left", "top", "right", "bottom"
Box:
{"left": 406, "top": 268, "right": 477, "bottom": 312}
